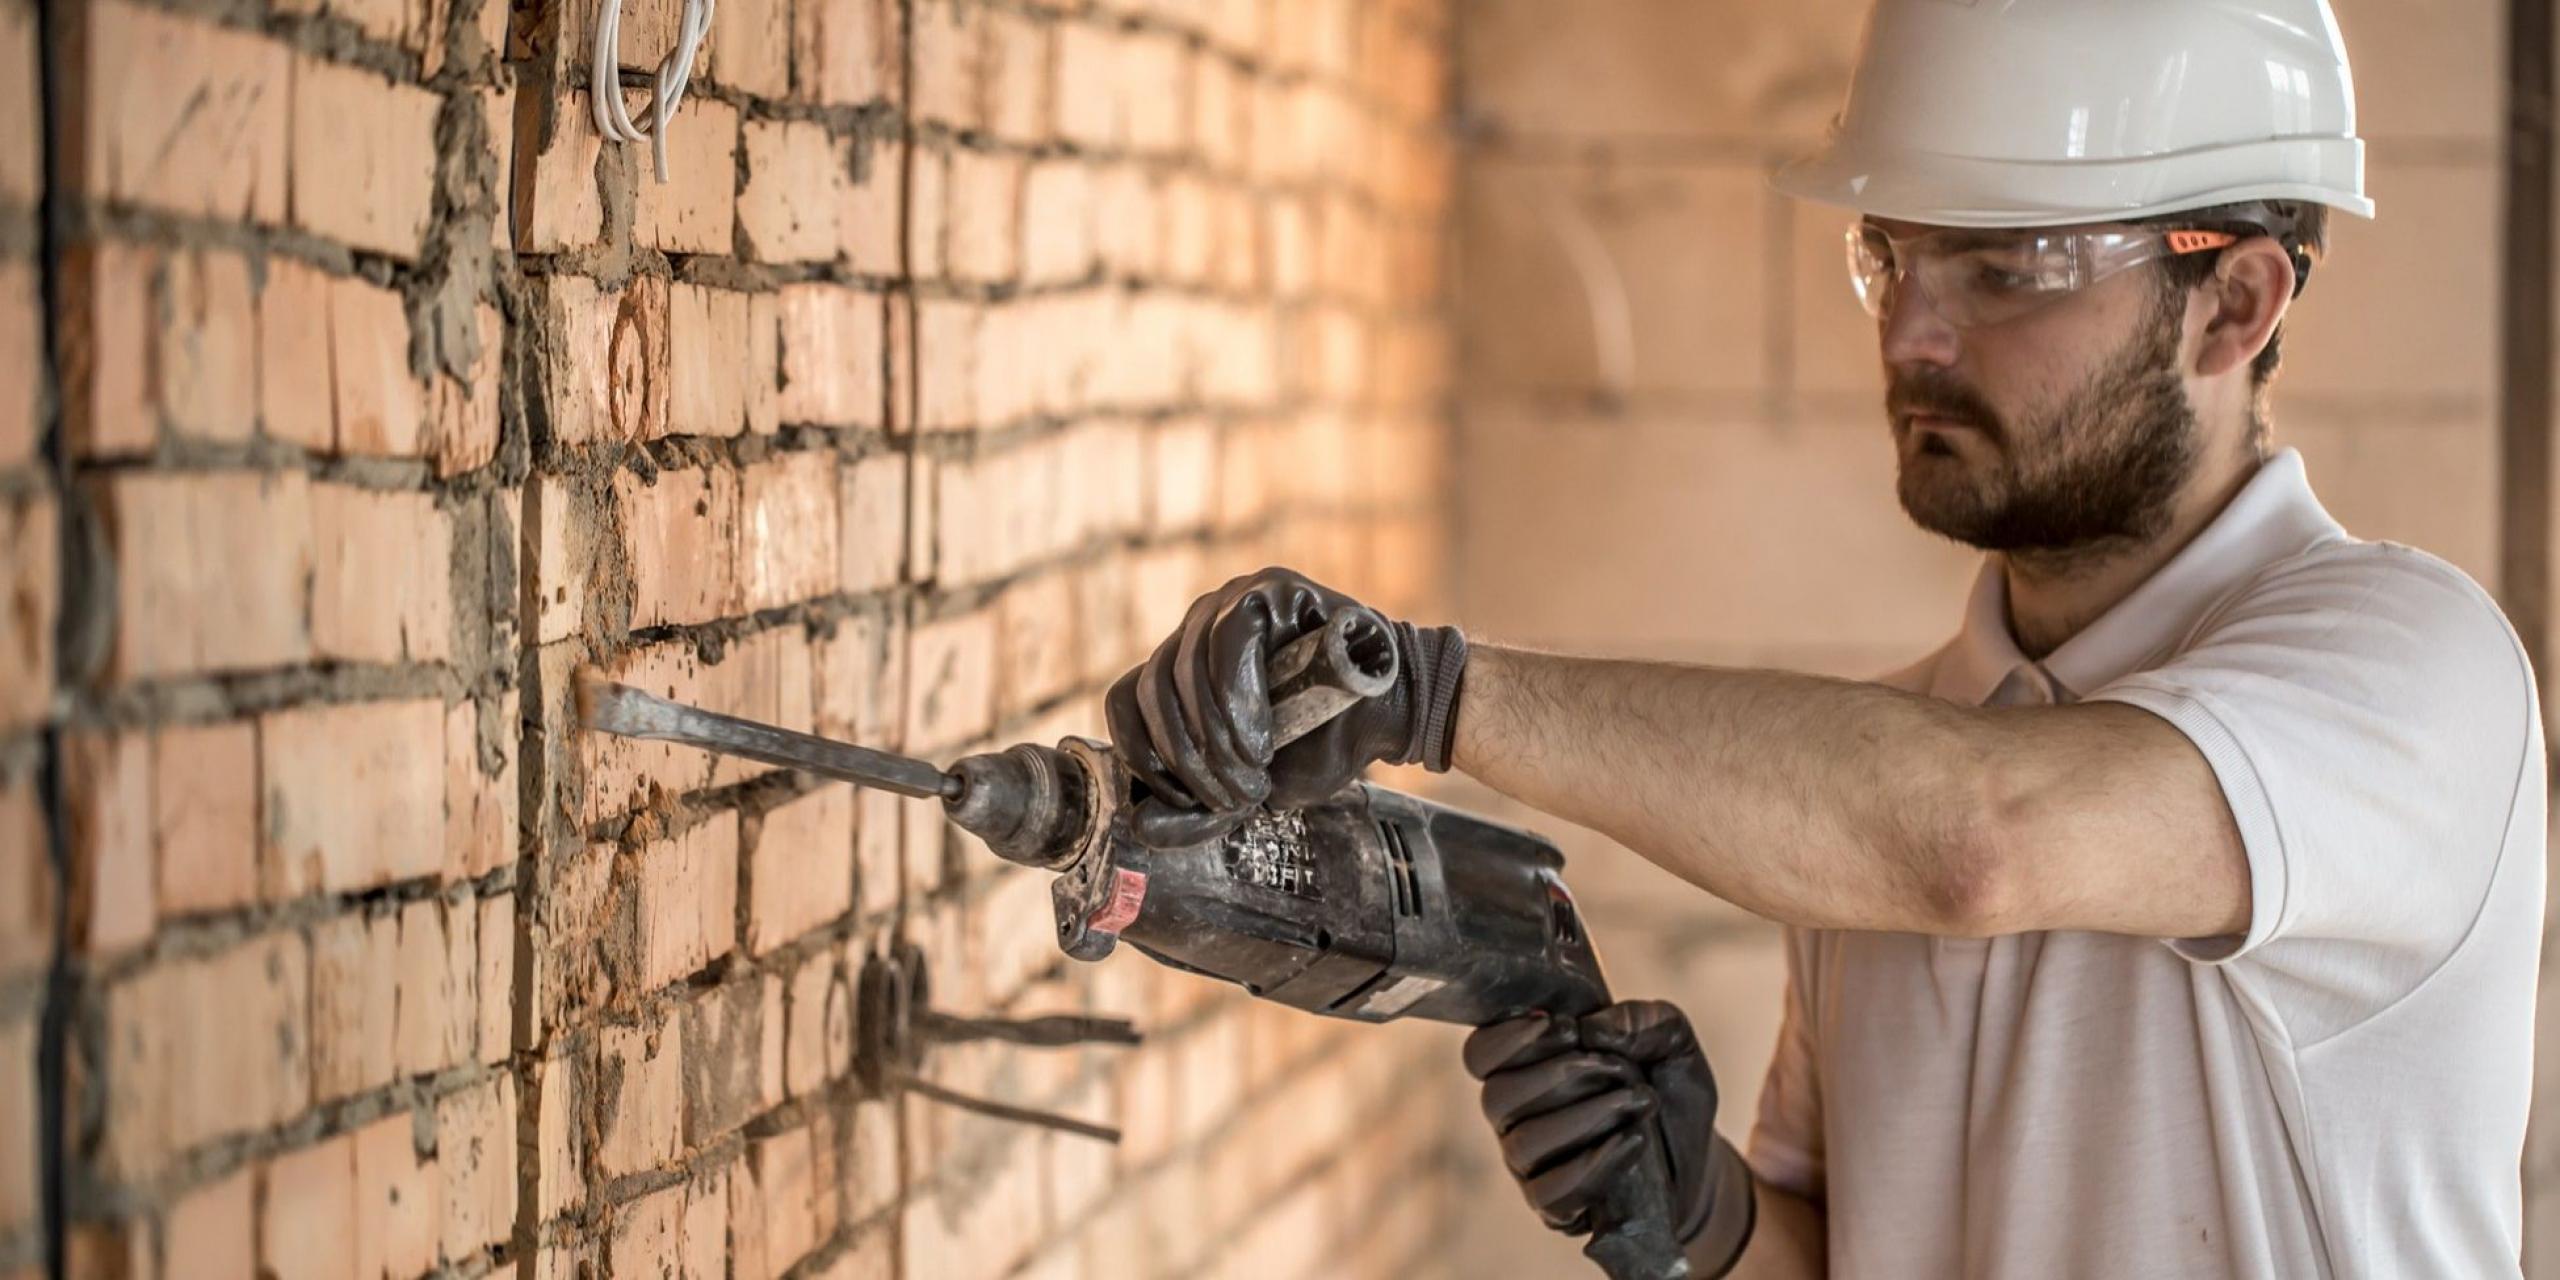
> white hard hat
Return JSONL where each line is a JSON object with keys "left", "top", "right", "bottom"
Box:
{"left": 1773, "top": 0, "right": 2376, "bottom": 227}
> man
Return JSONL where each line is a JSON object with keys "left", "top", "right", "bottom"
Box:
{"left": 1103, "top": 0, "right": 2546, "bottom": 1276}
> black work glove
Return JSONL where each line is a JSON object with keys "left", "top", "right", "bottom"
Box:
{"left": 1464, "top": 1001, "right": 1756, "bottom": 1277}
{"left": 1104, "top": 567, "right": 1469, "bottom": 849}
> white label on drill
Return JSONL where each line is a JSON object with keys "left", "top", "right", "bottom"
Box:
{"left": 1088, "top": 868, "right": 1148, "bottom": 935}
{"left": 1356, "top": 973, "right": 1446, "bottom": 1018}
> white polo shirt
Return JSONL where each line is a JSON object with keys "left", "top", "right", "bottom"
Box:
{"left": 1747, "top": 449, "right": 2546, "bottom": 1278}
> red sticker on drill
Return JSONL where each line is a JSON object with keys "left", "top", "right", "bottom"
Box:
{"left": 1087, "top": 868, "right": 1149, "bottom": 935}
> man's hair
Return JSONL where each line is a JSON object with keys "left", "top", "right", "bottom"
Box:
{"left": 2145, "top": 200, "right": 2331, "bottom": 391}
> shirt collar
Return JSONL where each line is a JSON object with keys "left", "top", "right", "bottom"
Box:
{"left": 1937, "top": 448, "right": 2346, "bottom": 706}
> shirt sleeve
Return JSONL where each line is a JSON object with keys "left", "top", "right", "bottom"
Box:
{"left": 2086, "top": 543, "right": 2537, "bottom": 1021}
{"left": 1745, "top": 926, "right": 1826, "bottom": 1200}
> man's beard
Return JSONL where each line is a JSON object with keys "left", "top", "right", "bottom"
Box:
{"left": 1886, "top": 303, "right": 2200, "bottom": 557}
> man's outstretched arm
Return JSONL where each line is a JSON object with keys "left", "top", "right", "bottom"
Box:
{"left": 1450, "top": 644, "right": 2248, "bottom": 940}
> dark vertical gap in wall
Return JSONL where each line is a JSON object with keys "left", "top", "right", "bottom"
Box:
{"left": 2502, "top": 0, "right": 2556, "bottom": 723}
{"left": 890, "top": 1, "right": 917, "bottom": 1274}
{"left": 32, "top": 0, "right": 71, "bottom": 1263}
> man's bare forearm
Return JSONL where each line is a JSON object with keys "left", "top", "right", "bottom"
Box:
{"left": 1450, "top": 644, "right": 1996, "bottom": 933}
{"left": 1726, "top": 1180, "right": 1825, "bottom": 1278}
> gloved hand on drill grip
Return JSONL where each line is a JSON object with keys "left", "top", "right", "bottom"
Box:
{"left": 1103, "top": 566, "right": 1469, "bottom": 849}
{"left": 1464, "top": 1001, "right": 1756, "bottom": 1277}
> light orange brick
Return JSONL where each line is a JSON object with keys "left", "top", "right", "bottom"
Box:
{"left": 256, "top": 258, "right": 334, "bottom": 450}
{"left": 739, "top": 119, "right": 843, "bottom": 263}
{"left": 539, "top": 273, "right": 668, "bottom": 445}
{"left": 476, "top": 893, "right": 513, "bottom": 1063}
{"left": 907, "top": 148, "right": 947, "bottom": 281}
{"left": 437, "top": 1073, "right": 516, "bottom": 1264}
{"left": 636, "top": 812, "right": 740, "bottom": 988}
{"left": 909, "top": 0, "right": 982, "bottom": 128}
{"left": 164, "top": 1167, "right": 255, "bottom": 1280}
{"left": 777, "top": 284, "right": 886, "bottom": 427}
{"left": 741, "top": 451, "right": 842, "bottom": 611}
{"left": 330, "top": 275, "right": 431, "bottom": 456}
{"left": 840, "top": 139, "right": 903, "bottom": 270}
{"left": 744, "top": 784, "right": 854, "bottom": 955}
{"left": 634, "top": 96, "right": 741, "bottom": 254}
{"left": 260, "top": 1135, "right": 357, "bottom": 1280}
{"left": 815, "top": 609, "right": 904, "bottom": 751}
{"left": 101, "top": 932, "right": 309, "bottom": 1178}
{"left": 290, "top": 54, "right": 441, "bottom": 258}
{"left": 354, "top": 1111, "right": 440, "bottom": 1280}
{"left": 81, "top": 1, "right": 290, "bottom": 224}
{"left": 100, "top": 470, "right": 312, "bottom": 681}
{"left": 444, "top": 692, "right": 519, "bottom": 882}
{"left": 792, "top": 0, "right": 896, "bottom": 104}
{"left": 528, "top": 474, "right": 591, "bottom": 646}
{"left": 152, "top": 721, "right": 259, "bottom": 916}
{"left": 0, "top": 492, "right": 53, "bottom": 730}
{"left": 678, "top": 978, "right": 779, "bottom": 1145}
{"left": 391, "top": 898, "right": 459, "bottom": 1077}
{"left": 608, "top": 1180, "right": 685, "bottom": 1277}
{"left": 514, "top": 85, "right": 606, "bottom": 252}
{"left": 838, "top": 453, "right": 906, "bottom": 593}
{"left": 668, "top": 284, "right": 780, "bottom": 437}
{"left": 0, "top": 2, "right": 37, "bottom": 208}
{"left": 64, "top": 241, "right": 154, "bottom": 457}
{"left": 1120, "top": 31, "right": 1190, "bottom": 154}
{"left": 0, "top": 262, "right": 36, "bottom": 466}
{"left": 1053, "top": 23, "right": 1122, "bottom": 149}
{"left": 0, "top": 776, "right": 48, "bottom": 983}
{"left": 1020, "top": 162, "right": 1094, "bottom": 286}
{"left": 783, "top": 950, "right": 848, "bottom": 1096}
{"left": 683, "top": 1166, "right": 731, "bottom": 1278}
{"left": 996, "top": 572, "right": 1079, "bottom": 719}
{"left": 595, "top": 1020, "right": 684, "bottom": 1177}
{"left": 945, "top": 149, "right": 1022, "bottom": 282}
{"left": 0, "top": 1035, "right": 23, "bottom": 1240}
{"left": 311, "top": 911, "right": 399, "bottom": 1100}
{"left": 737, "top": 1126, "right": 819, "bottom": 1278}
{"left": 710, "top": 0, "right": 791, "bottom": 95}
{"left": 311, "top": 483, "right": 454, "bottom": 663}
{"left": 903, "top": 609, "right": 996, "bottom": 754}
{"left": 156, "top": 249, "right": 258, "bottom": 442}
{"left": 429, "top": 303, "right": 506, "bottom": 476}
{"left": 259, "top": 698, "right": 447, "bottom": 897}
{"left": 985, "top": 9, "right": 1050, "bottom": 144}
{"left": 618, "top": 465, "right": 743, "bottom": 627}
{"left": 65, "top": 730, "right": 151, "bottom": 954}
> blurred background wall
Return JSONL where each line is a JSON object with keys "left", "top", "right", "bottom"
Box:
{"left": 1436, "top": 0, "right": 2540, "bottom": 1274}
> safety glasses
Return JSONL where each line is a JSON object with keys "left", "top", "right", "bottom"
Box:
{"left": 1846, "top": 222, "right": 2240, "bottom": 329}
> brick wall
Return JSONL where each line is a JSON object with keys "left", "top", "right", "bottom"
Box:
{"left": 1444, "top": 1, "right": 2529, "bottom": 1276}
{"left": 1, "top": 0, "right": 46, "bottom": 1270}
{"left": 12, "top": 0, "right": 1466, "bottom": 1277}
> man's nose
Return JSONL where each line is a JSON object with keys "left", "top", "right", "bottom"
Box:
{"left": 1878, "top": 275, "right": 1961, "bottom": 368}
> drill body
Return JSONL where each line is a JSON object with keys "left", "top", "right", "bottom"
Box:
{"left": 945, "top": 735, "right": 1616, "bottom": 1028}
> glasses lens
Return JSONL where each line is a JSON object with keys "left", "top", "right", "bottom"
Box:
{"left": 1847, "top": 224, "right": 1896, "bottom": 319}
{"left": 1848, "top": 225, "right": 2186, "bottom": 328}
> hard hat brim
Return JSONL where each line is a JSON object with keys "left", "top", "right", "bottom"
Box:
{"left": 1771, "top": 137, "right": 2377, "bottom": 228}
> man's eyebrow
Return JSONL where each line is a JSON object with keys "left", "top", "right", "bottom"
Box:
{"left": 1933, "top": 229, "right": 2023, "bottom": 251}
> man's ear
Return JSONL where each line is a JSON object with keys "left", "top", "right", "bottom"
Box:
{"left": 2193, "top": 238, "right": 2296, "bottom": 378}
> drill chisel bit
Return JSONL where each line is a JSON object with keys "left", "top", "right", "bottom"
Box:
{"left": 576, "top": 675, "right": 962, "bottom": 801}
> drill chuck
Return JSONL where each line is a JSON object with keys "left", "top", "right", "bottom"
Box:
{"left": 943, "top": 742, "right": 1093, "bottom": 871}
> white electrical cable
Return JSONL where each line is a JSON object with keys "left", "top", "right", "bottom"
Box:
{"left": 593, "top": 0, "right": 716, "bottom": 184}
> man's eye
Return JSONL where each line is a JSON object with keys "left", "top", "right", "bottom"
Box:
{"left": 1971, "top": 262, "right": 2045, "bottom": 293}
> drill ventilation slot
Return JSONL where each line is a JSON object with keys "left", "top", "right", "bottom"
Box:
{"left": 1381, "top": 820, "right": 1423, "bottom": 918}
